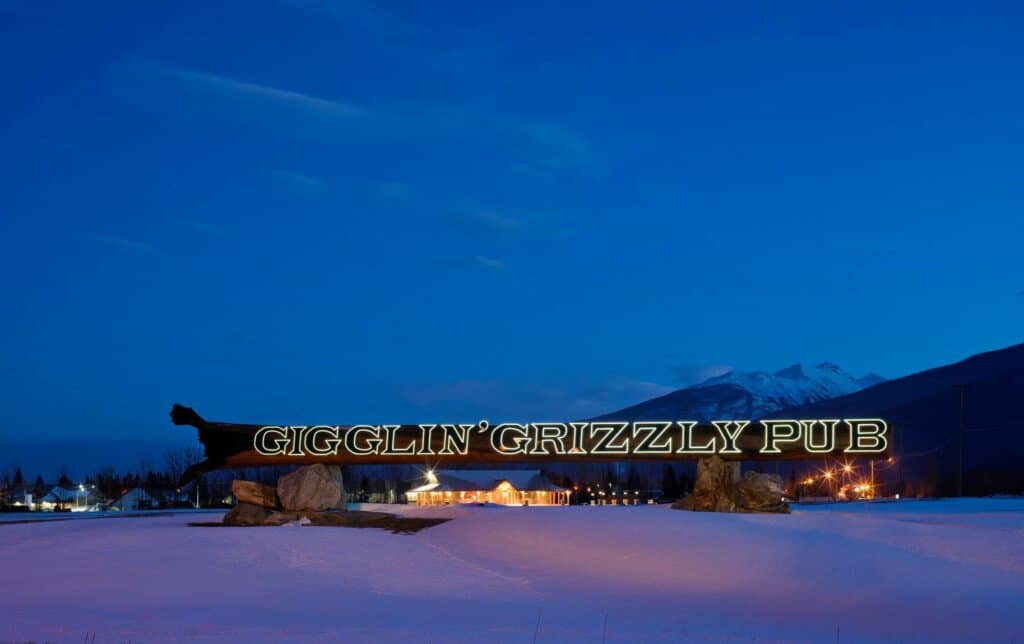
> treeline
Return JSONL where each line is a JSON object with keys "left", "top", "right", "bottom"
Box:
{"left": 1, "top": 451, "right": 703, "bottom": 508}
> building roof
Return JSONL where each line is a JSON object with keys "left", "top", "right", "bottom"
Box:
{"left": 410, "top": 469, "right": 565, "bottom": 494}
{"left": 113, "top": 487, "right": 159, "bottom": 505}
{"left": 41, "top": 486, "right": 82, "bottom": 502}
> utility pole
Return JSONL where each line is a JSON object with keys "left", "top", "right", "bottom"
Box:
{"left": 956, "top": 384, "right": 966, "bottom": 498}
{"left": 869, "top": 461, "right": 875, "bottom": 498}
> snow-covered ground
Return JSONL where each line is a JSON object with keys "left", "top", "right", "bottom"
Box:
{"left": 2, "top": 499, "right": 1023, "bottom": 642}
{"left": 0, "top": 508, "right": 224, "bottom": 523}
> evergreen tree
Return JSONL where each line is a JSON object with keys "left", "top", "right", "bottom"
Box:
{"left": 13, "top": 467, "right": 24, "bottom": 488}
{"left": 31, "top": 474, "right": 46, "bottom": 499}
{"left": 786, "top": 470, "right": 798, "bottom": 497}
{"left": 625, "top": 465, "right": 642, "bottom": 492}
{"left": 679, "top": 472, "right": 692, "bottom": 495}
{"left": 0, "top": 474, "right": 10, "bottom": 506}
{"left": 660, "top": 465, "right": 679, "bottom": 500}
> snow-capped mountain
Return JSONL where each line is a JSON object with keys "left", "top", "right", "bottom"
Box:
{"left": 695, "top": 362, "right": 885, "bottom": 412}
{"left": 596, "top": 362, "right": 884, "bottom": 421}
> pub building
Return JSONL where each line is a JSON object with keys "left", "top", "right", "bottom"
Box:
{"left": 405, "top": 469, "right": 570, "bottom": 506}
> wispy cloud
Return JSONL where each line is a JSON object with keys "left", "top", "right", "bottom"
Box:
{"left": 186, "top": 220, "right": 227, "bottom": 238}
{"left": 400, "top": 376, "right": 674, "bottom": 420}
{"left": 426, "top": 46, "right": 501, "bottom": 75}
{"left": 471, "top": 255, "right": 505, "bottom": 270}
{"left": 169, "top": 66, "right": 365, "bottom": 121}
{"left": 401, "top": 379, "right": 503, "bottom": 408}
{"left": 265, "top": 170, "right": 329, "bottom": 197}
{"left": 559, "top": 378, "right": 675, "bottom": 418}
{"left": 109, "top": 60, "right": 599, "bottom": 176}
{"left": 369, "top": 181, "right": 415, "bottom": 204}
{"left": 451, "top": 210, "right": 524, "bottom": 237}
{"left": 83, "top": 233, "right": 157, "bottom": 256}
{"left": 508, "top": 117, "right": 600, "bottom": 176}
{"left": 434, "top": 255, "right": 507, "bottom": 271}
{"left": 108, "top": 59, "right": 370, "bottom": 141}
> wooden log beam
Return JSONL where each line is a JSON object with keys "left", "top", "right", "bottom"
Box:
{"left": 171, "top": 404, "right": 890, "bottom": 483}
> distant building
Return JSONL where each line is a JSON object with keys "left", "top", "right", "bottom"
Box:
{"left": 1, "top": 483, "right": 102, "bottom": 511}
{"left": 5, "top": 485, "right": 37, "bottom": 510}
{"left": 40, "top": 485, "right": 102, "bottom": 511}
{"left": 406, "top": 469, "right": 569, "bottom": 506}
{"left": 111, "top": 487, "right": 161, "bottom": 511}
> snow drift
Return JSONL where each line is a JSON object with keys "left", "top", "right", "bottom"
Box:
{"left": 1, "top": 499, "right": 1022, "bottom": 642}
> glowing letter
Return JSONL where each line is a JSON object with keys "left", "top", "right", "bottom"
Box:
{"left": 845, "top": 418, "right": 888, "bottom": 453}
{"left": 254, "top": 426, "right": 290, "bottom": 456}
{"left": 417, "top": 425, "right": 436, "bottom": 456}
{"left": 305, "top": 425, "right": 341, "bottom": 456}
{"left": 760, "top": 420, "right": 802, "bottom": 454}
{"left": 568, "top": 422, "right": 588, "bottom": 454}
{"left": 344, "top": 425, "right": 382, "bottom": 456}
{"left": 590, "top": 422, "right": 631, "bottom": 455}
{"left": 439, "top": 424, "right": 472, "bottom": 455}
{"left": 632, "top": 422, "right": 674, "bottom": 454}
{"left": 712, "top": 420, "right": 749, "bottom": 455}
{"left": 491, "top": 423, "right": 531, "bottom": 455}
{"left": 381, "top": 425, "right": 417, "bottom": 455}
{"left": 287, "top": 426, "right": 308, "bottom": 456}
{"left": 801, "top": 419, "right": 839, "bottom": 454}
{"left": 676, "top": 421, "right": 715, "bottom": 454}
{"left": 530, "top": 423, "right": 569, "bottom": 455}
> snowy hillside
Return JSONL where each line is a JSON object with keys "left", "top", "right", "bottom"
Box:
{"left": 2, "top": 501, "right": 1023, "bottom": 642}
{"left": 598, "top": 362, "right": 884, "bottom": 421}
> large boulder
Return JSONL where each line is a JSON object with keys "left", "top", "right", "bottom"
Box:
{"left": 231, "top": 480, "right": 279, "bottom": 509}
{"left": 223, "top": 502, "right": 270, "bottom": 526}
{"left": 672, "top": 455, "right": 740, "bottom": 512}
{"left": 277, "top": 464, "right": 345, "bottom": 512}
{"left": 734, "top": 471, "right": 790, "bottom": 513}
{"left": 671, "top": 457, "right": 790, "bottom": 514}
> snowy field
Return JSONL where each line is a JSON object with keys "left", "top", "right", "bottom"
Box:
{"left": 0, "top": 508, "right": 224, "bottom": 524}
{"left": 2, "top": 499, "right": 1023, "bottom": 643}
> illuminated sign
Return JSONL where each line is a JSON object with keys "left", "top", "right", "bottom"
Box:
{"left": 251, "top": 419, "right": 888, "bottom": 458}
{"left": 170, "top": 406, "right": 889, "bottom": 478}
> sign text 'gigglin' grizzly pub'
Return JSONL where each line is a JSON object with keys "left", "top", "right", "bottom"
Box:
{"left": 170, "top": 405, "right": 890, "bottom": 481}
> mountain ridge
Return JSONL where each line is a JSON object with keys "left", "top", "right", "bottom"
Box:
{"left": 770, "top": 342, "right": 1024, "bottom": 495}
{"left": 596, "top": 342, "right": 1024, "bottom": 494}
{"left": 597, "top": 361, "right": 885, "bottom": 421}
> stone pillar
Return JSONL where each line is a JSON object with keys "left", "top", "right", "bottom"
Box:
{"left": 671, "top": 456, "right": 789, "bottom": 513}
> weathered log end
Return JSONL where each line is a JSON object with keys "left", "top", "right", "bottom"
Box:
{"left": 170, "top": 403, "right": 206, "bottom": 428}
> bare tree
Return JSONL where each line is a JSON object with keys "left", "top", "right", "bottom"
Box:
{"left": 163, "top": 448, "right": 202, "bottom": 485}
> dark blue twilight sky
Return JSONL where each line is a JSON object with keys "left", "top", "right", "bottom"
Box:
{"left": 1, "top": 2, "right": 1022, "bottom": 473}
